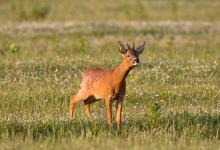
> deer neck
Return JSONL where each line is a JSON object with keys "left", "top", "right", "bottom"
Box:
{"left": 113, "top": 59, "right": 132, "bottom": 84}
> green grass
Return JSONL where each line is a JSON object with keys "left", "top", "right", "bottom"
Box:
{"left": 1, "top": 22, "right": 220, "bottom": 149}
{"left": 1, "top": 0, "right": 220, "bottom": 149}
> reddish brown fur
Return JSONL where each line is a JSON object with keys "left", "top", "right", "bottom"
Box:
{"left": 69, "top": 41, "right": 145, "bottom": 129}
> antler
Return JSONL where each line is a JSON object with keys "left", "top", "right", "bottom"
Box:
{"left": 132, "top": 42, "right": 135, "bottom": 49}
{"left": 127, "top": 42, "right": 135, "bottom": 50}
{"left": 127, "top": 43, "right": 131, "bottom": 50}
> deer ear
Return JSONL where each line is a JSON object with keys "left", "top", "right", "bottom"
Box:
{"left": 118, "top": 41, "right": 127, "bottom": 54}
{"left": 135, "top": 42, "right": 145, "bottom": 54}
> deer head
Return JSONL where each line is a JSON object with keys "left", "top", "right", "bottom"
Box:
{"left": 118, "top": 41, "right": 145, "bottom": 67}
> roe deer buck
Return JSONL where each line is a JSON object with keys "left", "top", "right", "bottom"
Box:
{"left": 69, "top": 41, "right": 145, "bottom": 128}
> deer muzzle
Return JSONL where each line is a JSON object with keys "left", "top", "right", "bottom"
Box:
{"left": 133, "top": 58, "right": 139, "bottom": 65}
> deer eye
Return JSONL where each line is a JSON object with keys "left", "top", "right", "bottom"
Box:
{"left": 127, "top": 55, "right": 130, "bottom": 57}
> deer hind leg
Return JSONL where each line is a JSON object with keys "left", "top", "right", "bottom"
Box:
{"left": 84, "top": 104, "right": 92, "bottom": 119}
{"left": 83, "top": 96, "right": 97, "bottom": 119}
{"left": 69, "top": 92, "right": 89, "bottom": 119}
{"left": 69, "top": 95, "right": 76, "bottom": 119}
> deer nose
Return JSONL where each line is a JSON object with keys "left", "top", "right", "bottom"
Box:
{"left": 133, "top": 58, "right": 139, "bottom": 64}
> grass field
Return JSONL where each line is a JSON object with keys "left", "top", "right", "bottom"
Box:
{"left": 1, "top": 0, "right": 220, "bottom": 149}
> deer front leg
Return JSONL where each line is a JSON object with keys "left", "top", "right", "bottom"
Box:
{"left": 116, "top": 98, "right": 123, "bottom": 129}
{"left": 105, "top": 97, "right": 112, "bottom": 125}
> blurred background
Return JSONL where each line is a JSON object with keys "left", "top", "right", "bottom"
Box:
{"left": 0, "top": 0, "right": 220, "bottom": 22}
{"left": 0, "top": 0, "right": 220, "bottom": 59}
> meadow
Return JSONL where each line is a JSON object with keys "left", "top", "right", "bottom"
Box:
{"left": 1, "top": 0, "right": 220, "bottom": 149}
